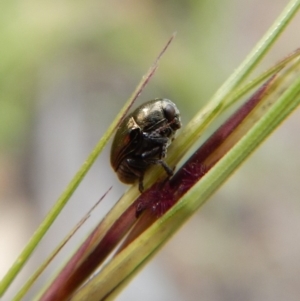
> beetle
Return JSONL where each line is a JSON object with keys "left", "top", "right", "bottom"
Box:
{"left": 110, "top": 98, "right": 182, "bottom": 192}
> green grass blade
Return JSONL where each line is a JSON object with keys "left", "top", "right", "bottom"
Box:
{"left": 224, "top": 48, "right": 300, "bottom": 110}
{"left": 11, "top": 188, "right": 111, "bottom": 301}
{"left": 166, "top": 0, "right": 300, "bottom": 167}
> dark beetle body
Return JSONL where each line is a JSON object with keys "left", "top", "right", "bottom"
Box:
{"left": 110, "top": 98, "right": 181, "bottom": 192}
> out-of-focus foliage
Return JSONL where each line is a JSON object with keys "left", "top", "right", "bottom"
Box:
{"left": 0, "top": 0, "right": 232, "bottom": 152}
{"left": 2, "top": 1, "right": 300, "bottom": 301}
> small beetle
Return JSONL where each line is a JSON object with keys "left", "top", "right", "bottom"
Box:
{"left": 110, "top": 98, "right": 181, "bottom": 192}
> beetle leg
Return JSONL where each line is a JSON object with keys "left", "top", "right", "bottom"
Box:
{"left": 140, "top": 145, "right": 173, "bottom": 176}
{"left": 141, "top": 141, "right": 169, "bottom": 159}
{"left": 149, "top": 159, "right": 174, "bottom": 176}
{"left": 161, "top": 142, "right": 168, "bottom": 158}
{"left": 125, "top": 158, "right": 148, "bottom": 192}
{"left": 145, "top": 157, "right": 173, "bottom": 176}
{"left": 138, "top": 176, "right": 144, "bottom": 192}
{"left": 150, "top": 127, "right": 172, "bottom": 139}
{"left": 140, "top": 146, "right": 161, "bottom": 159}
{"left": 142, "top": 132, "right": 169, "bottom": 144}
{"left": 135, "top": 158, "right": 173, "bottom": 192}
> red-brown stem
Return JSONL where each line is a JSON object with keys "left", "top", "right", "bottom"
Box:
{"left": 40, "top": 204, "right": 137, "bottom": 301}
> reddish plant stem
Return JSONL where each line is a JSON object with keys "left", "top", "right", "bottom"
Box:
{"left": 40, "top": 204, "right": 136, "bottom": 301}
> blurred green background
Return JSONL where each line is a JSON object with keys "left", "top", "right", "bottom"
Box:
{"left": 1, "top": 1, "right": 300, "bottom": 300}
